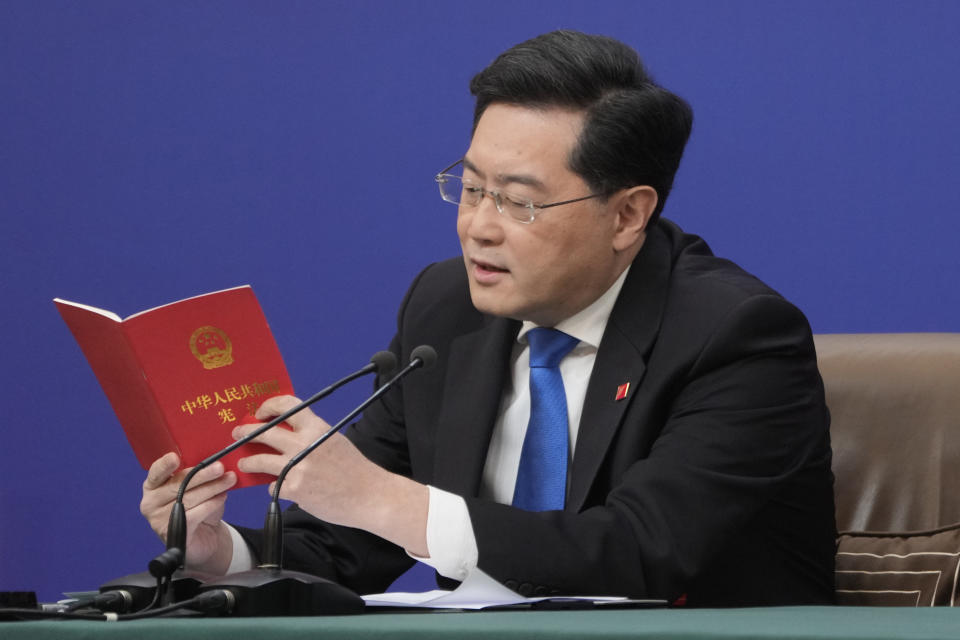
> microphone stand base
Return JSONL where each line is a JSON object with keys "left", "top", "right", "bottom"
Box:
{"left": 198, "top": 568, "right": 364, "bottom": 616}
{"left": 100, "top": 569, "right": 210, "bottom": 611}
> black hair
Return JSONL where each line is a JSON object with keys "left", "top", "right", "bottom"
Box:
{"left": 469, "top": 30, "right": 693, "bottom": 222}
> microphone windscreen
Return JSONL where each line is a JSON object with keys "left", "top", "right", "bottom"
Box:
{"left": 369, "top": 350, "right": 398, "bottom": 376}
{"left": 410, "top": 345, "right": 437, "bottom": 370}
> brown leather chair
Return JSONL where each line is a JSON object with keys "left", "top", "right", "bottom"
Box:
{"left": 815, "top": 333, "right": 960, "bottom": 606}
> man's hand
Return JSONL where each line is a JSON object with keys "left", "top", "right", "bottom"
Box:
{"left": 140, "top": 452, "right": 237, "bottom": 575}
{"left": 234, "top": 395, "right": 429, "bottom": 557}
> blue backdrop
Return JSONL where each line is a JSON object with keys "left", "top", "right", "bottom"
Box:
{"left": 1, "top": 1, "right": 957, "bottom": 601}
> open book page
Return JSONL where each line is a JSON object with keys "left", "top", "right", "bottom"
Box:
{"left": 52, "top": 298, "right": 122, "bottom": 322}
{"left": 124, "top": 285, "right": 251, "bottom": 321}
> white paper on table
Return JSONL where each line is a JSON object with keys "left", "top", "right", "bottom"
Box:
{"left": 362, "top": 568, "right": 661, "bottom": 610}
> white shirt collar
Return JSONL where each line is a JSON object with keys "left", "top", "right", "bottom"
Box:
{"left": 516, "top": 266, "right": 630, "bottom": 351}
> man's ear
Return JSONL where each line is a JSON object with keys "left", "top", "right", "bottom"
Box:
{"left": 612, "top": 185, "right": 658, "bottom": 252}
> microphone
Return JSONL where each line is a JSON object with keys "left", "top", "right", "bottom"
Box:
{"left": 196, "top": 345, "right": 436, "bottom": 616}
{"left": 100, "top": 351, "right": 396, "bottom": 612}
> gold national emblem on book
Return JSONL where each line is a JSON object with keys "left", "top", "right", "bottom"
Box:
{"left": 189, "top": 326, "right": 234, "bottom": 370}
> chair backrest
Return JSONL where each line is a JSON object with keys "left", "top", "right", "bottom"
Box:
{"left": 815, "top": 333, "right": 960, "bottom": 606}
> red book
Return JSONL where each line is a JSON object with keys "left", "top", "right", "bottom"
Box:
{"left": 54, "top": 285, "right": 292, "bottom": 488}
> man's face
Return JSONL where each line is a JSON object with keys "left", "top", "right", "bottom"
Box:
{"left": 457, "top": 103, "right": 624, "bottom": 327}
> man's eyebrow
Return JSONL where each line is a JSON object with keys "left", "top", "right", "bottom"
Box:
{"left": 462, "top": 157, "right": 547, "bottom": 191}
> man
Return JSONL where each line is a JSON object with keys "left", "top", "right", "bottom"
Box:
{"left": 141, "top": 30, "right": 836, "bottom": 606}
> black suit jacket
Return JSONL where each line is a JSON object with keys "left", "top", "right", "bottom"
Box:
{"left": 238, "top": 219, "right": 836, "bottom": 606}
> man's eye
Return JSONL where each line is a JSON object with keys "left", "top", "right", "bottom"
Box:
{"left": 463, "top": 185, "right": 484, "bottom": 195}
{"left": 502, "top": 193, "right": 533, "bottom": 209}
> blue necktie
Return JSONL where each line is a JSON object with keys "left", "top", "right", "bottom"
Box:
{"left": 512, "top": 328, "right": 580, "bottom": 511}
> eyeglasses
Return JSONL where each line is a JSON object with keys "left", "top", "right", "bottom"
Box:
{"left": 434, "top": 159, "right": 602, "bottom": 224}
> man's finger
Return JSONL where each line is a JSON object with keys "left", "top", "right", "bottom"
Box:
{"left": 277, "top": 406, "right": 326, "bottom": 433}
{"left": 143, "top": 452, "right": 180, "bottom": 490}
{"left": 144, "top": 461, "right": 228, "bottom": 509}
{"left": 184, "top": 492, "right": 229, "bottom": 527}
{"left": 180, "top": 471, "right": 237, "bottom": 511}
{"left": 232, "top": 423, "right": 302, "bottom": 453}
{"left": 182, "top": 461, "right": 229, "bottom": 488}
{"left": 237, "top": 453, "right": 286, "bottom": 477}
{"left": 254, "top": 395, "right": 301, "bottom": 422}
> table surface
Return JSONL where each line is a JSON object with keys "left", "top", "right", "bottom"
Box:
{"left": 3, "top": 606, "right": 960, "bottom": 640}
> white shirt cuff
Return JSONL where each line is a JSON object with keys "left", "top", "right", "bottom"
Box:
{"left": 225, "top": 523, "right": 256, "bottom": 573}
{"left": 410, "top": 485, "right": 478, "bottom": 582}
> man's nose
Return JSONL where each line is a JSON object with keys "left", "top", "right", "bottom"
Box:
{"left": 462, "top": 191, "right": 505, "bottom": 242}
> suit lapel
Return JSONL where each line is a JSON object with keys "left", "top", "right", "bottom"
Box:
{"left": 568, "top": 226, "right": 674, "bottom": 511}
{"left": 432, "top": 316, "right": 519, "bottom": 496}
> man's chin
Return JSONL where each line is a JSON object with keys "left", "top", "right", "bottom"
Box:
{"left": 468, "top": 287, "right": 519, "bottom": 319}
